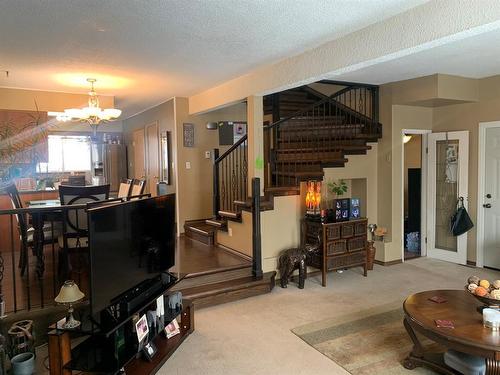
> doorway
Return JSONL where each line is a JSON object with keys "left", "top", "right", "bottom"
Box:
{"left": 403, "top": 133, "right": 423, "bottom": 260}
{"left": 478, "top": 122, "right": 500, "bottom": 269}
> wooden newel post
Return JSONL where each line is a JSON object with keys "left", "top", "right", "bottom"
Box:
{"left": 252, "top": 178, "right": 263, "bottom": 278}
{"left": 48, "top": 330, "right": 71, "bottom": 375}
{"left": 213, "top": 148, "right": 220, "bottom": 217}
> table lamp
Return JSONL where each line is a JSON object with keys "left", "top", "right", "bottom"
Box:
{"left": 55, "top": 280, "right": 84, "bottom": 329}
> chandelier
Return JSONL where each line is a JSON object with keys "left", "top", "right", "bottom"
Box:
{"left": 49, "top": 78, "right": 122, "bottom": 134}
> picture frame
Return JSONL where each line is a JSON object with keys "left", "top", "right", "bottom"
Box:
{"left": 183, "top": 123, "right": 194, "bottom": 147}
{"left": 143, "top": 341, "right": 157, "bottom": 361}
{"left": 135, "top": 314, "right": 149, "bottom": 343}
{"left": 164, "top": 319, "right": 180, "bottom": 339}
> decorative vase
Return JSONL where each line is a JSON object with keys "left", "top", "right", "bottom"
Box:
{"left": 367, "top": 240, "right": 376, "bottom": 270}
{"left": 10, "top": 352, "right": 34, "bottom": 375}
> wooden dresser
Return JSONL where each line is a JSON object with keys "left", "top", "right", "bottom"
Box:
{"left": 303, "top": 218, "right": 368, "bottom": 287}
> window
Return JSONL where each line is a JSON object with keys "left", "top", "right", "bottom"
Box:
{"left": 37, "top": 134, "right": 91, "bottom": 172}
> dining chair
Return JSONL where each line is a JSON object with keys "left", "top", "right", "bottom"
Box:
{"left": 117, "top": 178, "right": 133, "bottom": 198}
{"left": 58, "top": 184, "right": 110, "bottom": 280}
{"left": 130, "top": 179, "right": 146, "bottom": 197}
{"left": 157, "top": 181, "right": 168, "bottom": 196}
{"left": 1, "top": 183, "right": 60, "bottom": 276}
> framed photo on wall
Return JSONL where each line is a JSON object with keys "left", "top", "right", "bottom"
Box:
{"left": 183, "top": 123, "right": 194, "bottom": 147}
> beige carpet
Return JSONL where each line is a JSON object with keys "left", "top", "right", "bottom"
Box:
{"left": 292, "top": 301, "right": 438, "bottom": 374}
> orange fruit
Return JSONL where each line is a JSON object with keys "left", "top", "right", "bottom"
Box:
{"left": 475, "top": 286, "right": 488, "bottom": 297}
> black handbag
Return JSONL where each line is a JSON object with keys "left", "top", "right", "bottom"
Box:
{"left": 450, "top": 197, "right": 474, "bottom": 236}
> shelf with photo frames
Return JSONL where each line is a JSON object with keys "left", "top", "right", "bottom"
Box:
{"left": 48, "top": 286, "right": 194, "bottom": 375}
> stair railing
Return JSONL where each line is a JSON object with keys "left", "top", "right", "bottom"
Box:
{"left": 213, "top": 135, "right": 248, "bottom": 216}
{"left": 264, "top": 85, "right": 382, "bottom": 188}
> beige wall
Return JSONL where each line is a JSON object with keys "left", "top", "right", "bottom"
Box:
{"left": 174, "top": 98, "right": 247, "bottom": 234}
{"left": 217, "top": 211, "right": 253, "bottom": 258}
{"left": 0, "top": 87, "right": 114, "bottom": 112}
{"left": 123, "top": 99, "right": 176, "bottom": 194}
{"left": 0, "top": 87, "right": 122, "bottom": 133}
{"left": 261, "top": 195, "right": 303, "bottom": 273}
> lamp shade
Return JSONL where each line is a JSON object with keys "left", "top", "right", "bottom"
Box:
{"left": 55, "top": 280, "right": 84, "bottom": 304}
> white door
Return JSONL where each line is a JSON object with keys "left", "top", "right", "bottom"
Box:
{"left": 483, "top": 127, "right": 500, "bottom": 269}
{"left": 427, "top": 131, "right": 469, "bottom": 264}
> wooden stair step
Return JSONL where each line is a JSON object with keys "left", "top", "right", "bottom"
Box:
{"left": 178, "top": 271, "right": 277, "bottom": 309}
{"left": 184, "top": 219, "right": 216, "bottom": 246}
{"left": 276, "top": 139, "right": 367, "bottom": 147}
{"left": 274, "top": 158, "right": 348, "bottom": 166}
{"left": 234, "top": 199, "right": 274, "bottom": 211}
{"left": 171, "top": 265, "right": 253, "bottom": 290}
{"left": 205, "top": 218, "right": 228, "bottom": 231}
{"left": 275, "top": 145, "right": 371, "bottom": 153}
{"left": 277, "top": 134, "right": 378, "bottom": 143}
{"left": 276, "top": 153, "right": 344, "bottom": 162}
{"left": 265, "top": 186, "right": 301, "bottom": 196}
{"left": 272, "top": 171, "right": 325, "bottom": 180}
{"left": 218, "top": 210, "right": 242, "bottom": 221}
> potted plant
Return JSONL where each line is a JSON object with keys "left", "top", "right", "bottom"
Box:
{"left": 327, "top": 179, "right": 348, "bottom": 198}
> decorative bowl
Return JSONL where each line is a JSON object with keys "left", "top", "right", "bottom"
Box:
{"left": 465, "top": 286, "right": 500, "bottom": 308}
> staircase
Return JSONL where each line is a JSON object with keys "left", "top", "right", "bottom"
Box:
{"left": 263, "top": 83, "right": 382, "bottom": 191}
{"left": 203, "top": 82, "right": 382, "bottom": 233}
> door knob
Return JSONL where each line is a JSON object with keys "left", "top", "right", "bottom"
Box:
{"left": 483, "top": 203, "right": 492, "bottom": 208}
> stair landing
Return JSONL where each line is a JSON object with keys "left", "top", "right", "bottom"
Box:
{"left": 174, "top": 236, "right": 275, "bottom": 308}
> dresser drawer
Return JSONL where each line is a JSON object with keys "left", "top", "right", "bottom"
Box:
{"left": 347, "top": 236, "right": 366, "bottom": 252}
{"left": 341, "top": 222, "right": 355, "bottom": 238}
{"left": 326, "top": 240, "right": 347, "bottom": 255}
{"left": 326, "top": 251, "right": 366, "bottom": 270}
{"left": 325, "top": 225, "right": 341, "bottom": 241}
{"left": 354, "top": 221, "right": 367, "bottom": 236}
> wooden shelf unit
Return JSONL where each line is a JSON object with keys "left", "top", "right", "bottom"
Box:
{"left": 304, "top": 218, "right": 368, "bottom": 286}
{"left": 48, "top": 300, "right": 194, "bottom": 375}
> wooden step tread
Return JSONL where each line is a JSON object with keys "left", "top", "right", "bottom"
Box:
{"left": 218, "top": 210, "right": 241, "bottom": 220}
{"left": 278, "top": 134, "right": 380, "bottom": 142}
{"left": 275, "top": 145, "right": 371, "bottom": 152}
{"left": 272, "top": 171, "right": 325, "bottom": 178}
{"left": 205, "top": 218, "right": 228, "bottom": 231}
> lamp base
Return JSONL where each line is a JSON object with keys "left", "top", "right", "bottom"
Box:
{"left": 62, "top": 306, "right": 81, "bottom": 329}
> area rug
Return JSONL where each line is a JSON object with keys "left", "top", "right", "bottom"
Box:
{"left": 291, "top": 301, "right": 438, "bottom": 374}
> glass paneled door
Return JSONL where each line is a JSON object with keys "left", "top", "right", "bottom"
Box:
{"left": 426, "top": 131, "right": 469, "bottom": 264}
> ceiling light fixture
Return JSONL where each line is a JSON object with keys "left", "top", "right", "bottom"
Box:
{"left": 403, "top": 134, "right": 412, "bottom": 144}
{"left": 49, "top": 78, "right": 121, "bottom": 135}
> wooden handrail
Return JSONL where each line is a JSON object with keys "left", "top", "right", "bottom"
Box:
{"left": 263, "top": 85, "right": 375, "bottom": 130}
{"left": 214, "top": 134, "right": 248, "bottom": 164}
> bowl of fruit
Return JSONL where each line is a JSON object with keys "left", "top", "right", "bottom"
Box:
{"left": 465, "top": 276, "right": 500, "bottom": 307}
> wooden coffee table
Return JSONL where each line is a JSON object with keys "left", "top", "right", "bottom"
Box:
{"left": 403, "top": 290, "right": 500, "bottom": 374}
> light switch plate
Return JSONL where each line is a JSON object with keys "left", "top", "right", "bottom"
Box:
{"left": 205, "top": 151, "right": 211, "bottom": 159}
{"left": 185, "top": 161, "right": 191, "bottom": 169}
{"left": 228, "top": 227, "right": 233, "bottom": 237}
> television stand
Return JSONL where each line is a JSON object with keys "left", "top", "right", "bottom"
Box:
{"left": 49, "top": 298, "right": 194, "bottom": 375}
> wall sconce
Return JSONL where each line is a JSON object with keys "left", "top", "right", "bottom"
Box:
{"left": 305, "top": 180, "right": 321, "bottom": 216}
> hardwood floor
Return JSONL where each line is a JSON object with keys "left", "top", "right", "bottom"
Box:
{"left": 1, "top": 236, "right": 250, "bottom": 314}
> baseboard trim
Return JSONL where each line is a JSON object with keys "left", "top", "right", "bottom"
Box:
{"left": 374, "top": 259, "right": 402, "bottom": 266}
{"left": 217, "top": 244, "right": 252, "bottom": 262}
{"left": 467, "top": 260, "right": 477, "bottom": 267}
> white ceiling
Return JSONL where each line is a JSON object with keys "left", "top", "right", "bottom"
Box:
{"left": 0, "top": 0, "right": 428, "bottom": 118}
{"left": 328, "top": 28, "right": 500, "bottom": 84}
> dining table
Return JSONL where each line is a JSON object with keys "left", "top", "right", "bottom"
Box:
{"left": 25, "top": 198, "right": 62, "bottom": 278}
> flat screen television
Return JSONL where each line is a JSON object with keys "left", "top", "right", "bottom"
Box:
{"left": 88, "top": 195, "right": 176, "bottom": 316}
